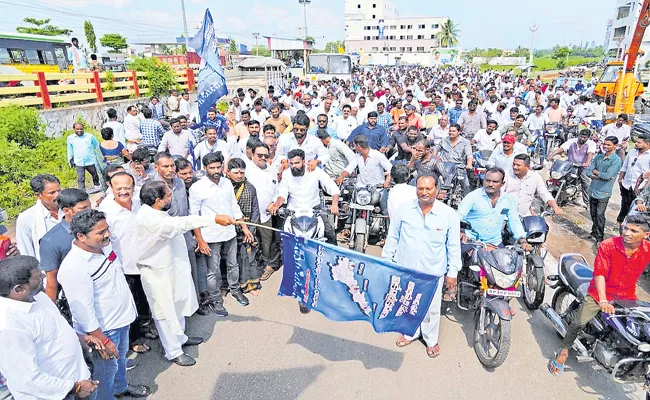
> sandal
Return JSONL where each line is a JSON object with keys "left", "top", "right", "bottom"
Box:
{"left": 260, "top": 266, "right": 275, "bottom": 281}
{"left": 131, "top": 342, "right": 151, "bottom": 354}
{"left": 442, "top": 288, "right": 457, "bottom": 302}
{"left": 426, "top": 344, "right": 441, "bottom": 358}
{"left": 144, "top": 326, "right": 158, "bottom": 340}
{"left": 395, "top": 335, "right": 413, "bottom": 348}
{"left": 547, "top": 350, "right": 567, "bottom": 376}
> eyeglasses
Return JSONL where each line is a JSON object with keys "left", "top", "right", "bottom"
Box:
{"left": 317, "top": 120, "right": 327, "bottom": 123}
{"left": 294, "top": 128, "right": 307, "bottom": 133}
{"left": 255, "top": 153, "right": 270, "bottom": 159}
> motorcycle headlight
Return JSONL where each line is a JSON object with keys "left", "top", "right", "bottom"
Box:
{"left": 491, "top": 268, "right": 519, "bottom": 289}
{"left": 356, "top": 190, "right": 372, "bottom": 206}
{"left": 550, "top": 171, "right": 563, "bottom": 180}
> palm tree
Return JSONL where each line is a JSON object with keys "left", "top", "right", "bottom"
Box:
{"left": 439, "top": 20, "right": 460, "bottom": 48}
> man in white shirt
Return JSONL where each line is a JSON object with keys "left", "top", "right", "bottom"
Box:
{"left": 332, "top": 104, "right": 359, "bottom": 141}
{"left": 268, "top": 148, "right": 340, "bottom": 246}
{"left": 250, "top": 99, "right": 270, "bottom": 125}
{"left": 573, "top": 96, "right": 595, "bottom": 120}
{"left": 123, "top": 106, "right": 143, "bottom": 148}
{"left": 15, "top": 174, "right": 63, "bottom": 260}
{"left": 504, "top": 154, "right": 563, "bottom": 216}
{"left": 487, "top": 134, "right": 527, "bottom": 176}
{"left": 592, "top": 98, "right": 606, "bottom": 130}
{"left": 104, "top": 108, "right": 126, "bottom": 145}
{"left": 179, "top": 92, "right": 192, "bottom": 120}
{"left": 0, "top": 256, "right": 99, "bottom": 399}
{"left": 526, "top": 105, "right": 545, "bottom": 132}
{"left": 158, "top": 119, "right": 192, "bottom": 157}
{"left": 472, "top": 120, "right": 501, "bottom": 151}
{"left": 190, "top": 152, "right": 254, "bottom": 317}
{"left": 387, "top": 163, "right": 417, "bottom": 220}
{"left": 193, "top": 126, "right": 234, "bottom": 168}
{"left": 602, "top": 114, "right": 631, "bottom": 160}
{"left": 247, "top": 142, "right": 281, "bottom": 282}
{"left": 617, "top": 133, "right": 650, "bottom": 227}
{"left": 58, "top": 209, "right": 149, "bottom": 398}
{"left": 278, "top": 113, "right": 330, "bottom": 169}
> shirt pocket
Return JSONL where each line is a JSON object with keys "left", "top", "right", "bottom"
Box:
{"left": 425, "top": 225, "right": 447, "bottom": 244}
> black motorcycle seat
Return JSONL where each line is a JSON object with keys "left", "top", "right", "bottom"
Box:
{"left": 613, "top": 299, "right": 650, "bottom": 309}
{"left": 561, "top": 257, "right": 593, "bottom": 291}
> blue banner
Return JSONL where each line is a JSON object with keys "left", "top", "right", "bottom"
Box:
{"left": 279, "top": 232, "right": 440, "bottom": 336}
{"left": 189, "top": 9, "right": 228, "bottom": 125}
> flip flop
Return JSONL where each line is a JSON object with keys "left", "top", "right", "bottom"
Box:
{"left": 131, "top": 343, "right": 151, "bottom": 354}
{"left": 547, "top": 358, "right": 565, "bottom": 376}
{"left": 395, "top": 336, "right": 413, "bottom": 348}
{"left": 260, "top": 266, "right": 275, "bottom": 281}
{"left": 426, "top": 344, "right": 441, "bottom": 358}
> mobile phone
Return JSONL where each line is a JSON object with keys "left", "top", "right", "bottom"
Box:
{"left": 0, "top": 236, "right": 10, "bottom": 260}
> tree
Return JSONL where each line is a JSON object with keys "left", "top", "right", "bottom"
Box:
{"left": 16, "top": 18, "right": 72, "bottom": 36}
{"left": 552, "top": 46, "right": 570, "bottom": 69}
{"left": 229, "top": 39, "right": 239, "bottom": 54}
{"left": 100, "top": 33, "right": 128, "bottom": 53}
{"left": 439, "top": 20, "right": 460, "bottom": 48}
{"left": 324, "top": 41, "right": 345, "bottom": 53}
{"left": 305, "top": 35, "right": 315, "bottom": 43}
{"left": 251, "top": 45, "right": 271, "bottom": 57}
{"left": 84, "top": 21, "right": 97, "bottom": 53}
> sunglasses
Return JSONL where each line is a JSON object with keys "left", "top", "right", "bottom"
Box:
{"left": 317, "top": 120, "right": 327, "bottom": 123}
{"left": 255, "top": 153, "right": 270, "bottom": 159}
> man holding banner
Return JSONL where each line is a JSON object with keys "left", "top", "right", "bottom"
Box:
{"left": 382, "top": 174, "right": 462, "bottom": 358}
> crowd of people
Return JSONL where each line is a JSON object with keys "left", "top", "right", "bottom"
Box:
{"left": 2, "top": 64, "right": 650, "bottom": 399}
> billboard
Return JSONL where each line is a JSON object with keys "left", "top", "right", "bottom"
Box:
{"left": 431, "top": 48, "right": 461, "bottom": 65}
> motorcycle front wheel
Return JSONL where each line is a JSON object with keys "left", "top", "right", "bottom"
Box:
{"left": 551, "top": 287, "right": 578, "bottom": 339}
{"left": 473, "top": 307, "right": 511, "bottom": 369}
{"left": 354, "top": 233, "right": 366, "bottom": 253}
{"left": 522, "top": 259, "right": 546, "bottom": 310}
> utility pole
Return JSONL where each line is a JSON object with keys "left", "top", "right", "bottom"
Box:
{"left": 298, "top": 0, "right": 311, "bottom": 75}
{"left": 529, "top": 23, "right": 538, "bottom": 65}
{"left": 253, "top": 32, "right": 260, "bottom": 56}
{"left": 180, "top": 0, "right": 190, "bottom": 68}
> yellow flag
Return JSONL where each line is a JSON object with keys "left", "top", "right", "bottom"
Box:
{"left": 338, "top": 46, "right": 344, "bottom": 54}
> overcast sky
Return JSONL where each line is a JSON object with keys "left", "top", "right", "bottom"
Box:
{"left": 1, "top": 0, "right": 613, "bottom": 51}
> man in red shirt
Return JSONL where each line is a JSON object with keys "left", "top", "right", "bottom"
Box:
{"left": 548, "top": 214, "right": 650, "bottom": 375}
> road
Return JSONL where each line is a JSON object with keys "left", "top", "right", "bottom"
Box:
{"left": 126, "top": 235, "right": 647, "bottom": 399}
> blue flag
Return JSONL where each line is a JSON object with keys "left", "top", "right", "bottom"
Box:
{"left": 189, "top": 9, "right": 228, "bottom": 125}
{"left": 279, "top": 232, "right": 440, "bottom": 336}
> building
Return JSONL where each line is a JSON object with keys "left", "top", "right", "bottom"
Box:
{"left": 606, "top": 0, "right": 650, "bottom": 67}
{"left": 344, "top": 0, "right": 450, "bottom": 65}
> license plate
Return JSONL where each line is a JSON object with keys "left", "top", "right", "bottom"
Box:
{"left": 349, "top": 204, "right": 375, "bottom": 211}
{"left": 487, "top": 289, "right": 521, "bottom": 298}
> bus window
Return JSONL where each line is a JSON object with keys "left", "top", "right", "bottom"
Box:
{"left": 8, "top": 49, "right": 27, "bottom": 64}
{"left": 25, "top": 49, "right": 41, "bottom": 64}
{"left": 308, "top": 55, "right": 328, "bottom": 74}
{"left": 54, "top": 47, "right": 67, "bottom": 70}
{"left": 329, "top": 56, "right": 350, "bottom": 74}
{"left": 44, "top": 50, "right": 56, "bottom": 65}
{"left": 0, "top": 48, "right": 10, "bottom": 64}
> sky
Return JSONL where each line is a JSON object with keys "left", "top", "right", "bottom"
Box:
{"left": 0, "top": 0, "right": 614, "bottom": 52}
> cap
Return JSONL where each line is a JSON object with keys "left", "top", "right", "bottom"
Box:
{"left": 502, "top": 134, "right": 516, "bottom": 144}
{"left": 405, "top": 105, "right": 417, "bottom": 111}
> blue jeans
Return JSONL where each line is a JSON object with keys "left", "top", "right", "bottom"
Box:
{"left": 92, "top": 325, "right": 129, "bottom": 399}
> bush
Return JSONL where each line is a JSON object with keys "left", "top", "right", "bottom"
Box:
{"left": 127, "top": 57, "right": 179, "bottom": 97}
{"left": 0, "top": 105, "right": 46, "bottom": 148}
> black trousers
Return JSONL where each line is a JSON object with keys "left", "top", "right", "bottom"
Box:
{"left": 125, "top": 274, "right": 151, "bottom": 344}
{"left": 75, "top": 164, "right": 99, "bottom": 190}
{"left": 617, "top": 184, "right": 637, "bottom": 223}
{"left": 589, "top": 196, "right": 610, "bottom": 241}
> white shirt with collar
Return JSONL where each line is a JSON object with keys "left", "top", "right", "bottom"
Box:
{"left": 277, "top": 133, "right": 330, "bottom": 165}
{"left": 58, "top": 243, "right": 137, "bottom": 333}
{"left": 277, "top": 168, "right": 340, "bottom": 211}
{"left": 15, "top": 202, "right": 64, "bottom": 260}
{"left": 188, "top": 176, "right": 243, "bottom": 243}
{"left": 332, "top": 115, "right": 359, "bottom": 141}
{"left": 473, "top": 129, "right": 501, "bottom": 151}
{"left": 503, "top": 170, "right": 554, "bottom": 216}
{"left": 621, "top": 149, "right": 650, "bottom": 189}
{"left": 97, "top": 197, "right": 142, "bottom": 275}
{"left": 194, "top": 139, "right": 234, "bottom": 166}
{"left": 345, "top": 149, "right": 392, "bottom": 186}
{"left": 158, "top": 130, "right": 192, "bottom": 156}
{"left": 246, "top": 162, "right": 278, "bottom": 223}
{"left": 0, "top": 292, "right": 90, "bottom": 400}
{"left": 387, "top": 183, "right": 417, "bottom": 220}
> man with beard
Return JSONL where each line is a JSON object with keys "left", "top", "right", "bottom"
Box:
{"left": 458, "top": 100, "right": 487, "bottom": 140}
{"left": 16, "top": 174, "right": 63, "bottom": 260}
{"left": 382, "top": 174, "right": 461, "bottom": 358}
{"left": 268, "top": 149, "right": 340, "bottom": 313}
{"left": 0, "top": 256, "right": 100, "bottom": 399}
{"left": 190, "top": 152, "right": 254, "bottom": 317}
{"left": 308, "top": 114, "right": 338, "bottom": 140}
{"left": 386, "top": 125, "right": 424, "bottom": 163}
{"left": 265, "top": 105, "right": 291, "bottom": 134}
{"left": 278, "top": 112, "right": 330, "bottom": 170}
{"left": 346, "top": 111, "right": 390, "bottom": 152}
{"left": 319, "top": 130, "right": 356, "bottom": 179}
{"left": 58, "top": 210, "right": 150, "bottom": 398}
{"left": 136, "top": 181, "right": 235, "bottom": 367}
{"left": 227, "top": 158, "right": 262, "bottom": 294}
{"left": 332, "top": 104, "right": 358, "bottom": 141}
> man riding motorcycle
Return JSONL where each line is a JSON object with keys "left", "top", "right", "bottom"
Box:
{"left": 548, "top": 214, "right": 650, "bottom": 375}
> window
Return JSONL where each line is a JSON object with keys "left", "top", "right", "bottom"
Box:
{"left": 418, "top": 24, "right": 425, "bottom": 29}
{"left": 400, "top": 35, "right": 405, "bottom": 40}
{"left": 364, "top": 36, "right": 371, "bottom": 40}
{"left": 431, "top": 34, "right": 436, "bottom": 39}
{"left": 390, "top": 25, "right": 397, "bottom": 29}
{"left": 372, "top": 47, "right": 379, "bottom": 51}
{"left": 432, "top": 24, "right": 439, "bottom": 29}
{"left": 25, "top": 49, "right": 41, "bottom": 64}
{"left": 613, "top": 26, "right": 627, "bottom": 40}
{"left": 357, "top": 4, "right": 361, "bottom": 8}
{"left": 400, "top": 47, "right": 405, "bottom": 52}
{"left": 374, "top": 36, "right": 379, "bottom": 40}
{"left": 8, "top": 48, "right": 27, "bottom": 64}
{"left": 407, "top": 47, "right": 412, "bottom": 52}
{"left": 406, "top": 35, "right": 413, "bottom": 40}
{"left": 417, "top": 47, "right": 425, "bottom": 52}
{"left": 382, "top": 47, "right": 388, "bottom": 51}
{"left": 0, "top": 49, "right": 10, "bottom": 64}
{"left": 417, "top": 35, "right": 424, "bottom": 39}
{"left": 400, "top": 25, "right": 406, "bottom": 29}
{"left": 373, "top": 3, "right": 376, "bottom": 7}
{"left": 407, "top": 25, "right": 413, "bottom": 29}
{"left": 390, "top": 47, "right": 396, "bottom": 51}
{"left": 617, "top": 6, "right": 631, "bottom": 20}
{"left": 43, "top": 50, "right": 56, "bottom": 65}
{"left": 372, "top": 14, "right": 375, "bottom": 18}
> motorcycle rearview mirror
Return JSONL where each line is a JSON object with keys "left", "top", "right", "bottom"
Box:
{"left": 532, "top": 164, "right": 544, "bottom": 171}
{"left": 460, "top": 221, "right": 472, "bottom": 230}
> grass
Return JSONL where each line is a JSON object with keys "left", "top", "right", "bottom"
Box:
{"left": 532, "top": 56, "right": 600, "bottom": 71}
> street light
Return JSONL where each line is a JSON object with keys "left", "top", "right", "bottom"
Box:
{"left": 253, "top": 32, "right": 260, "bottom": 56}
{"left": 298, "top": 0, "right": 311, "bottom": 40}
{"left": 529, "top": 23, "right": 538, "bottom": 65}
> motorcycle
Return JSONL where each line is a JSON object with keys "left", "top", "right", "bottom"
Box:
{"left": 472, "top": 150, "right": 493, "bottom": 189}
{"left": 519, "top": 215, "right": 549, "bottom": 310}
{"left": 440, "top": 162, "right": 464, "bottom": 208}
{"left": 456, "top": 221, "right": 524, "bottom": 368}
{"left": 348, "top": 184, "right": 389, "bottom": 253}
{"left": 546, "top": 159, "right": 582, "bottom": 206}
{"left": 527, "top": 129, "right": 546, "bottom": 165}
{"left": 278, "top": 208, "right": 327, "bottom": 241}
{"left": 541, "top": 254, "right": 650, "bottom": 390}
{"left": 544, "top": 123, "right": 562, "bottom": 156}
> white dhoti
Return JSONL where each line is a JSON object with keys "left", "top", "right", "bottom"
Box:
{"left": 155, "top": 313, "right": 188, "bottom": 360}
{"left": 404, "top": 280, "right": 443, "bottom": 347}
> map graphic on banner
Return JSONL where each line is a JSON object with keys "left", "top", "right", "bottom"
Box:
{"left": 189, "top": 9, "right": 228, "bottom": 125}
{"left": 278, "top": 232, "right": 440, "bottom": 336}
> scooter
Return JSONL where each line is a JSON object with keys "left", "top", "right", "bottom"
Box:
{"left": 541, "top": 254, "right": 650, "bottom": 393}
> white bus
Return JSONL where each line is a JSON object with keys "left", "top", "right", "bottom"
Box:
{"left": 306, "top": 53, "right": 352, "bottom": 82}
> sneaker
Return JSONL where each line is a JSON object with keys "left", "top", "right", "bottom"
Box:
{"left": 299, "top": 303, "right": 311, "bottom": 314}
{"left": 232, "top": 291, "right": 250, "bottom": 306}
{"left": 209, "top": 302, "right": 229, "bottom": 317}
{"left": 126, "top": 359, "right": 137, "bottom": 371}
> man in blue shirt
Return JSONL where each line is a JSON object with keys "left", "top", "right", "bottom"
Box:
{"left": 383, "top": 174, "right": 461, "bottom": 358}
{"left": 345, "top": 111, "right": 389, "bottom": 151}
{"left": 447, "top": 98, "right": 466, "bottom": 125}
{"left": 148, "top": 96, "right": 165, "bottom": 120}
{"left": 308, "top": 114, "right": 338, "bottom": 140}
{"left": 67, "top": 122, "right": 101, "bottom": 193}
{"left": 457, "top": 167, "right": 527, "bottom": 247}
{"left": 586, "top": 136, "right": 622, "bottom": 243}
